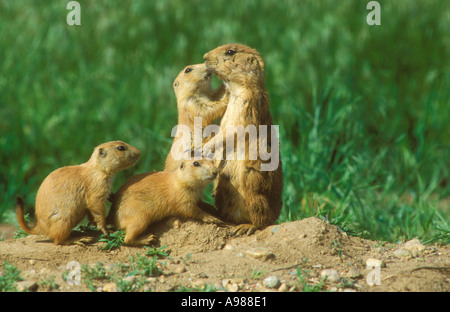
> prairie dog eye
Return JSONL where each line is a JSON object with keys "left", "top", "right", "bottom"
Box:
{"left": 116, "top": 146, "right": 127, "bottom": 151}
{"left": 225, "top": 49, "right": 237, "bottom": 56}
{"left": 193, "top": 161, "right": 200, "bottom": 167}
{"left": 184, "top": 67, "right": 193, "bottom": 73}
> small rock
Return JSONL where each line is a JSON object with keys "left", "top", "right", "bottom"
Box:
{"left": 278, "top": 283, "right": 289, "bottom": 292}
{"left": 403, "top": 239, "right": 425, "bottom": 257}
{"left": 16, "top": 280, "right": 38, "bottom": 292}
{"left": 226, "top": 283, "right": 239, "bottom": 292}
{"left": 262, "top": 276, "right": 280, "bottom": 288}
{"left": 192, "top": 280, "right": 205, "bottom": 289}
{"left": 393, "top": 249, "right": 412, "bottom": 259}
{"left": 198, "top": 272, "right": 208, "bottom": 278}
{"left": 254, "top": 282, "right": 265, "bottom": 291}
{"left": 223, "top": 244, "right": 235, "bottom": 251}
{"left": 102, "top": 282, "right": 119, "bottom": 292}
{"left": 146, "top": 277, "right": 158, "bottom": 283}
{"left": 222, "top": 277, "right": 244, "bottom": 290}
{"left": 174, "top": 265, "right": 186, "bottom": 274}
{"left": 320, "top": 269, "right": 340, "bottom": 284}
{"left": 345, "top": 268, "right": 362, "bottom": 279}
{"left": 245, "top": 247, "right": 274, "bottom": 261}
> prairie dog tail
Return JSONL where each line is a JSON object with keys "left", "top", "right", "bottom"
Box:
{"left": 16, "top": 197, "right": 38, "bottom": 235}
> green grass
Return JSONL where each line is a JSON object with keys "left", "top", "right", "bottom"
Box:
{"left": 79, "top": 251, "right": 167, "bottom": 291}
{"left": 0, "top": 0, "right": 448, "bottom": 244}
{"left": 98, "top": 230, "right": 126, "bottom": 251}
{"left": 0, "top": 262, "right": 24, "bottom": 292}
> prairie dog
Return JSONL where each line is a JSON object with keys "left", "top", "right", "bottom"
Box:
{"left": 164, "top": 64, "right": 229, "bottom": 172}
{"left": 109, "top": 159, "right": 223, "bottom": 246}
{"left": 202, "top": 43, "right": 283, "bottom": 236}
{"left": 16, "top": 141, "right": 140, "bottom": 245}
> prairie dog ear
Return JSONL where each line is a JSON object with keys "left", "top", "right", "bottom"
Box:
{"left": 257, "top": 56, "right": 265, "bottom": 70}
{"left": 180, "top": 162, "right": 185, "bottom": 170}
{"left": 253, "top": 55, "right": 264, "bottom": 70}
{"left": 98, "top": 148, "right": 107, "bottom": 158}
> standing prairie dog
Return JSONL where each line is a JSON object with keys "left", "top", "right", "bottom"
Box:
{"left": 109, "top": 158, "right": 223, "bottom": 246}
{"left": 202, "top": 43, "right": 283, "bottom": 236}
{"left": 164, "top": 63, "right": 229, "bottom": 172}
{"left": 16, "top": 141, "right": 140, "bottom": 245}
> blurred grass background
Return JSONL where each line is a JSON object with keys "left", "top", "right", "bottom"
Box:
{"left": 0, "top": 0, "right": 448, "bottom": 243}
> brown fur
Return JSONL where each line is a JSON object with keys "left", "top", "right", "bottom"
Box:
{"left": 202, "top": 43, "right": 283, "bottom": 235}
{"left": 108, "top": 159, "right": 223, "bottom": 246}
{"left": 16, "top": 141, "right": 140, "bottom": 245}
{"left": 164, "top": 64, "right": 229, "bottom": 172}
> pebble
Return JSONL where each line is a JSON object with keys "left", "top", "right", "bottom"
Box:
{"left": 393, "top": 249, "right": 412, "bottom": 259}
{"left": 403, "top": 239, "right": 425, "bottom": 257}
{"left": 226, "top": 283, "right": 239, "bottom": 292}
{"left": 278, "top": 283, "right": 289, "bottom": 292}
{"left": 262, "top": 276, "right": 280, "bottom": 288}
{"left": 174, "top": 265, "right": 186, "bottom": 274}
{"left": 146, "top": 277, "right": 158, "bottom": 283}
{"left": 16, "top": 280, "right": 38, "bottom": 292}
{"left": 223, "top": 244, "right": 235, "bottom": 251}
{"left": 102, "top": 282, "right": 119, "bottom": 292}
{"left": 345, "top": 268, "right": 362, "bottom": 279}
{"left": 320, "top": 269, "right": 340, "bottom": 284}
{"left": 192, "top": 280, "right": 205, "bottom": 289}
{"left": 222, "top": 277, "right": 245, "bottom": 290}
{"left": 245, "top": 247, "right": 274, "bottom": 261}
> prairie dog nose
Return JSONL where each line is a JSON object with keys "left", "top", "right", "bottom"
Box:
{"left": 203, "top": 52, "right": 209, "bottom": 61}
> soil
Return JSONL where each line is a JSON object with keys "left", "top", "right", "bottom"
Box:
{"left": 0, "top": 217, "right": 449, "bottom": 292}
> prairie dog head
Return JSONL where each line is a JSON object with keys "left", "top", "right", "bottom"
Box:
{"left": 203, "top": 43, "right": 265, "bottom": 85}
{"left": 173, "top": 64, "right": 214, "bottom": 100}
{"left": 91, "top": 141, "right": 141, "bottom": 174}
{"left": 176, "top": 159, "right": 219, "bottom": 187}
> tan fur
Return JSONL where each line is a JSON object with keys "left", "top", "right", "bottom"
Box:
{"left": 203, "top": 43, "right": 283, "bottom": 235}
{"left": 164, "top": 64, "right": 229, "bottom": 172}
{"left": 109, "top": 159, "right": 223, "bottom": 246}
{"left": 16, "top": 141, "right": 140, "bottom": 245}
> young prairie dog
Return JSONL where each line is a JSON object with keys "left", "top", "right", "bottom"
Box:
{"left": 16, "top": 141, "right": 140, "bottom": 245}
{"left": 202, "top": 43, "right": 283, "bottom": 236}
{"left": 108, "top": 158, "right": 223, "bottom": 246}
{"left": 164, "top": 63, "right": 229, "bottom": 172}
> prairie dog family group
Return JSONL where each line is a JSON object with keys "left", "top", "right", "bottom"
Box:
{"left": 16, "top": 43, "right": 283, "bottom": 245}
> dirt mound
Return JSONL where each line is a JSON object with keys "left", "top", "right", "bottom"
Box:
{"left": 0, "top": 217, "right": 448, "bottom": 292}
